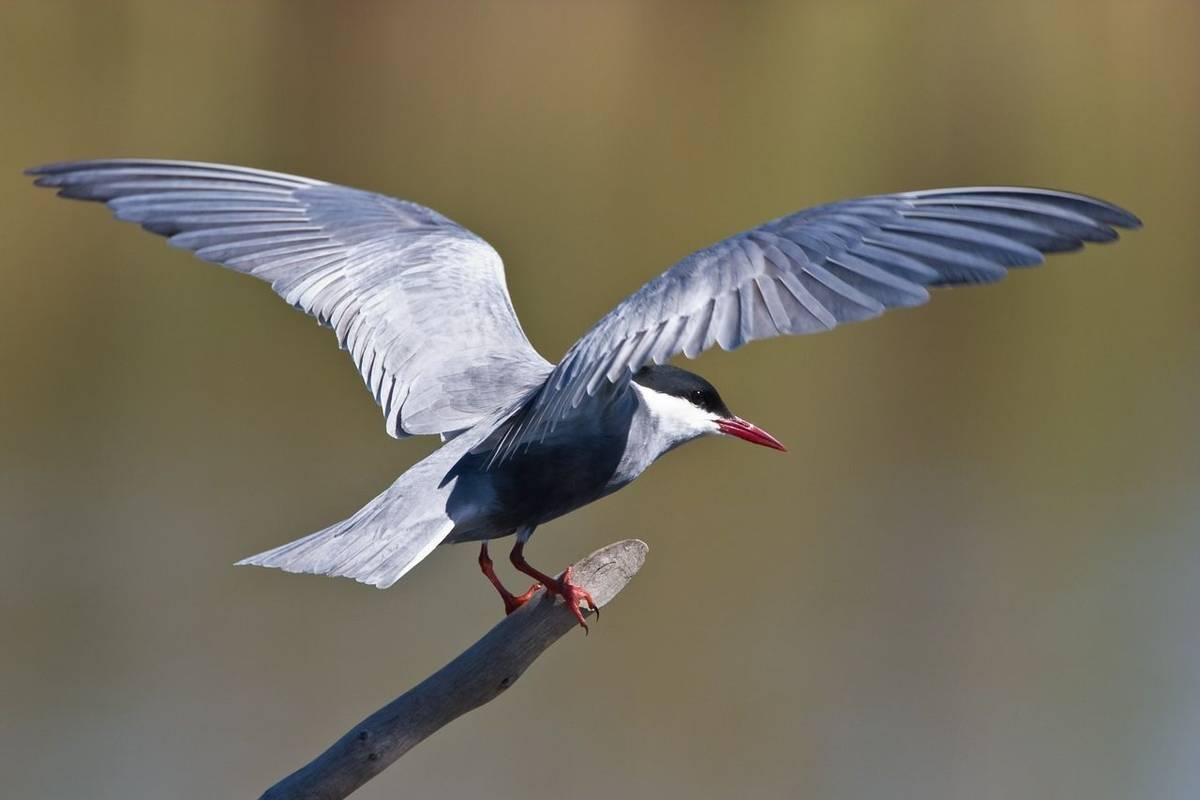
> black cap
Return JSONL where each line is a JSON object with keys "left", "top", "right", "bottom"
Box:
{"left": 632, "top": 364, "right": 732, "bottom": 418}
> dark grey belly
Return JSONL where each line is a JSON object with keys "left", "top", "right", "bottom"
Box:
{"left": 445, "top": 432, "right": 629, "bottom": 542}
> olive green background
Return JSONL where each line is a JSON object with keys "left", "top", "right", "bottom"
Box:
{"left": 2, "top": 2, "right": 1197, "bottom": 799}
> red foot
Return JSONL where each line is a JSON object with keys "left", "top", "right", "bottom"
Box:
{"left": 479, "top": 543, "right": 541, "bottom": 615}
{"left": 509, "top": 539, "right": 600, "bottom": 634}
{"left": 547, "top": 564, "right": 599, "bottom": 633}
{"left": 504, "top": 583, "right": 541, "bottom": 615}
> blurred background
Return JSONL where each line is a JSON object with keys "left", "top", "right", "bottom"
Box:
{"left": 2, "top": 2, "right": 1197, "bottom": 798}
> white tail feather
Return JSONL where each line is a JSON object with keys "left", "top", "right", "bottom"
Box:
{"left": 236, "top": 429, "right": 485, "bottom": 588}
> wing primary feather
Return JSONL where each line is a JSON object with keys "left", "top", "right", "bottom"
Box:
{"left": 600, "top": 332, "right": 645, "bottom": 385}
{"left": 909, "top": 197, "right": 1118, "bottom": 242}
{"left": 803, "top": 261, "right": 886, "bottom": 314}
{"left": 680, "top": 298, "right": 716, "bottom": 358}
{"left": 848, "top": 242, "right": 941, "bottom": 281}
{"left": 826, "top": 254, "right": 929, "bottom": 307}
{"left": 879, "top": 219, "right": 1044, "bottom": 267}
{"left": 754, "top": 276, "right": 792, "bottom": 331}
{"left": 737, "top": 281, "right": 770, "bottom": 341}
{"left": 710, "top": 291, "right": 743, "bottom": 350}
{"left": 649, "top": 316, "right": 688, "bottom": 363}
{"left": 776, "top": 271, "right": 837, "bottom": 330}
{"left": 626, "top": 322, "right": 666, "bottom": 376}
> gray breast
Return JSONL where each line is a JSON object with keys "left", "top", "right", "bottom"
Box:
{"left": 443, "top": 392, "right": 638, "bottom": 540}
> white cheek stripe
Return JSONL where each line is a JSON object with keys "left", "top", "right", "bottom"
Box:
{"left": 633, "top": 384, "right": 719, "bottom": 446}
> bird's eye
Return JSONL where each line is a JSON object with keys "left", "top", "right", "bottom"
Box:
{"left": 690, "top": 390, "right": 706, "bottom": 404}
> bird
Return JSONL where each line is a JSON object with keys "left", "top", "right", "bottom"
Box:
{"left": 27, "top": 159, "right": 1139, "bottom": 630}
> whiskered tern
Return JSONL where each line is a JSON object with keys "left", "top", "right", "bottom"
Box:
{"left": 28, "top": 160, "right": 1139, "bottom": 629}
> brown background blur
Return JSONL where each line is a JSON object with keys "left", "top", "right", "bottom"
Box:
{"left": 2, "top": 2, "right": 1197, "bottom": 799}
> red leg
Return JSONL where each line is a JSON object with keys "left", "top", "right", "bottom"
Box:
{"left": 478, "top": 543, "right": 539, "bottom": 615}
{"left": 509, "top": 538, "right": 599, "bottom": 632}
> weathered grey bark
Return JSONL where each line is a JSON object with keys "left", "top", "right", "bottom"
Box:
{"left": 258, "top": 538, "right": 649, "bottom": 800}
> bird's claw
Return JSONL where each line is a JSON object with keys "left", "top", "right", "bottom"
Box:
{"left": 554, "top": 564, "right": 599, "bottom": 633}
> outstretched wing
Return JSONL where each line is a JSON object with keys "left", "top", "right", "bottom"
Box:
{"left": 491, "top": 187, "right": 1140, "bottom": 460}
{"left": 28, "top": 159, "right": 551, "bottom": 438}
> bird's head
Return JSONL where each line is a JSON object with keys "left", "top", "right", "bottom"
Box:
{"left": 631, "top": 364, "right": 786, "bottom": 452}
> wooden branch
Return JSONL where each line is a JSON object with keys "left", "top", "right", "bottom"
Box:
{"left": 257, "top": 538, "right": 649, "bottom": 800}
